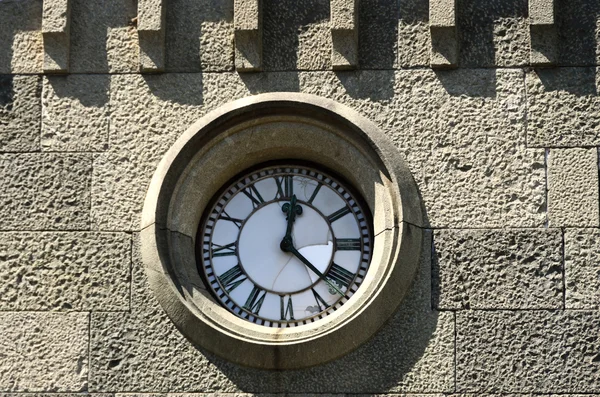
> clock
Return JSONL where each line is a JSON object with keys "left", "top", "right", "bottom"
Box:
{"left": 198, "top": 164, "right": 373, "bottom": 328}
{"left": 140, "top": 93, "right": 423, "bottom": 369}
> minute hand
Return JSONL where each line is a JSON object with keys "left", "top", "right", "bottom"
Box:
{"left": 286, "top": 244, "right": 344, "bottom": 296}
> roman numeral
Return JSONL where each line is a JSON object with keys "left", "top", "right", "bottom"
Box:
{"left": 311, "top": 288, "right": 330, "bottom": 312}
{"left": 275, "top": 175, "right": 293, "bottom": 199}
{"left": 307, "top": 182, "right": 322, "bottom": 204}
{"left": 335, "top": 238, "right": 361, "bottom": 250}
{"left": 280, "top": 295, "right": 295, "bottom": 320}
{"left": 243, "top": 285, "right": 266, "bottom": 314}
{"left": 327, "top": 206, "right": 352, "bottom": 222}
{"left": 211, "top": 242, "right": 237, "bottom": 257}
{"left": 326, "top": 263, "right": 355, "bottom": 288}
{"left": 241, "top": 184, "right": 265, "bottom": 208}
{"left": 220, "top": 210, "right": 243, "bottom": 228}
{"left": 217, "top": 264, "right": 247, "bottom": 292}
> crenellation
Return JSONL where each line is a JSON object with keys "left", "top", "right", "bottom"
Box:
{"left": 137, "top": 0, "right": 165, "bottom": 72}
{"left": 41, "top": 0, "right": 71, "bottom": 73}
{"left": 234, "top": 0, "right": 262, "bottom": 72}
{"left": 429, "top": 0, "right": 457, "bottom": 68}
{"left": 529, "top": 0, "right": 556, "bottom": 65}
{"left": 331, "top": 0, "right": 358, "bottom": 69}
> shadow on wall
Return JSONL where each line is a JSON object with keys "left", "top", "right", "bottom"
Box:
{"left": 0, "top": 0, "right": 41, "bottom": 73}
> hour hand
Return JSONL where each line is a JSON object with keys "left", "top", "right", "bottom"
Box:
{"left": 281, "top": 194, "right": 302, "bottom": 238}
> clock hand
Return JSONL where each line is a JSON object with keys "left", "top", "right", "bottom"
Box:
{"left": 280, "top": 236, "right": 344, "bottom": 296}
{"left": 281, "top": 194, "right": 302, "bottom": 239}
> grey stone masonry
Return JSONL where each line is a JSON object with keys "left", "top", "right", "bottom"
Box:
{"left": 234, "top": 0, "right": 262, "bottom": 71}
{"left": 0, "top": 0, "right": 43, "bottom": 74}
{"left": 457, "top": 310, "right": 600, "bottom": 392}
{"left": 0, "top": 232, "right": 130, "bottom": 311}
{"left": 0, "top": 75, "right": 42, "bottom": 152}
{"left": 429, "top": 0, "right": 457, "bottom": 68}
{"left": 433, "top": 229, "right": 563, "bottom": 310}
{"left": 565, "top": 228, "right": 600, "bottom": 309}
{"left": 41, "top": 74, "right": 110, "bottom": 151}
{"left": 41, "top": 0, "right": 71, "bottom": 73}
{"left": 330, "top": 0, "right": 358, "bottom": 69}
{"left": 138, "top": 0, "right": 165, "bottom": 72}
{"left": 527, "top": 68, "right": 600, "bottom": 147}
{"left": 548, "top": 148, "right": 599, "bottom": 227}
{"left": 529, "top": 0, "right": 556, "bottom": 65}
{"left": 0, "top": 312, "right": 88, "bottom": 391}
{"left": 0, "top": 153, "right": 91, "bottom": 230}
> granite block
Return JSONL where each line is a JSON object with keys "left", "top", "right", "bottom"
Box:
{"left": 565, "top": 228, "right": 600, "bottom": 309}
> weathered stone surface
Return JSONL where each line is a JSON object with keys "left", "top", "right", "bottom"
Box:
{"left": 565, "top": 229, "right": 600, "bottom": 309}
{"left": 0, "top": 75, "right": 41, "bottom": 151}
{"left": 555, "top": 0, "right": 600, "bottom": 66}
{"left": 262, "top": 0, "right": 331, "bottom": 70}
{"left": 0, "top": 232, "right": 130, "bottom": 311}
{"left": 234, "top": 0, "right": 262, "bottom": 71}
{"left": 548, "top": 148, "right": 599, "bottom": 227}
{"left": 41, "top": 75, "right": 109, "bottom": 151}
{"left": 527, "top": 68, "right": 600, "bottom": 147}
{"left": 92, "top": 74, "right": 205, "bottom": 231}
{"left": 0, "top": 312, "right": 88, "bottom": 391}
{"left": 297, "top": 69, "right": 545, "bottom": 228}
{"left": 138, "top": 0, "right": 165, "bottom": 72}
{"left": 358, "top": 0, "right": 398, "bottom": 69}
{"left": 165, "top": 0, "right": 234, "bottom": 72}
{"left": 92, "top": 230, "right": 453, "bottom": 392}
{"left": 0, "top": 153, "right": 91, "bottom": 230}
{"left": 457, "top": 310, "right": 600, "bottom": 392}
{"left": 433, "top": 229, "right": 563, "bottom": 309}
{"left": 457, "top": 0, "right": 529, "bottom": 67}
{"left": 69, "top": 0, "right": 138, "bottom": 73}
{"left": 331, "top": 0, "right": 357, "bottom": 69}
{"left": 42, "top": 0, "right": 71, "bottom": 72}
{"left": 430, "top": 0, "right": 457, "bottom": 68}
{"left": 0, "top": 0, "right": 43, "bottom": 74}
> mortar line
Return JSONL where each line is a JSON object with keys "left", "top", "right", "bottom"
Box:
{"left": 87, "top": 311, "right": 91, "bottom": 391}
{"left": 453, "top": 309, "right": 458, "bottom": 393}
{"left": 561, "top": 227, "right": 566, "bottom": 309}
{"left": 545, "top": 148, "right": 550, "bottom": 229}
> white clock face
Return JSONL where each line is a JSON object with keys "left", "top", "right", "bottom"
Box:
{"left": 198, "top": 164, "right": 372, "bottom": 328}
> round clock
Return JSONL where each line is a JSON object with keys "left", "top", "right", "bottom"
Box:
{"left": 198, "top": 164, "right": 373, "bottom": 328}
{"left": 140, "top": 93, "right": 423, "bottom": 369}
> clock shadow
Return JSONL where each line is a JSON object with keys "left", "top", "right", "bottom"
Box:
{"left": 202, "top": 227, "right": 450, "bottom": 393}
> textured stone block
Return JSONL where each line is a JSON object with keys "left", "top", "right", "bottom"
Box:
{"left": 457, "top": 0, "right": 529, "bottom": 67}
{"left": 0, "top": 312, "right": 88, "bottom": 391}
{"left": 554, "top": 0, "right": 600, "bottom": 66}
{"left": 397, "top": 0, "right": 431, "bottom": 68}
{"left": 529, "top": 0, "right": 556, "bottom": 65}
{"left": 138, "top": 0, "right": 165, "bottom": 72}
{"left": 565, "top": 229, "right": 600, "bottom": 309}
{"left": 0, "top": 75, "right": 41, "bottom": 152}
{"left": 331, "top": 0, "right": 358, "bottom": 69}
{"left": 0, "top": 153, "right": 91, "bottom": 230}
{"left": 0, "top": 0, "right": 44, "bottom": 74}
{"left": 165, "top": 0, "right": 234, "bottom": 72}
{"left": 433, "top": 229, "right": 563, "bottom": 309}
{"left": 548, "top": 148, "right": 599, "bottom": 227}
{"left": 41, "top": 75, "right": 110, "bottom": 151}
{"left": 358, "top": 0, "right": 398, "bottom": 69}
{"left": 234, "top": 0, "right": 262, "bottom": 71}
{"left": 0, "top": 232, "right": 130, "bottom": 311}
{"left": 42, "top": 0, "right": 71, "bottom": 72}
{"left": 530, "top": 0, "right": 554, "bottom": 25}
{"left": 297, "top": 69, "right": 545, "bottom": 228}
{"left": 457, "top": 310, "right": 600, "bottom": 392}
{"left": 91, "top": 230, "right": 453, "bottom": 392}
{"left": 262, "top": 0, "right": 331, "bottom": 70}
{"left": 527, "top": 68, "right": 600, "bottom": 147}
{"left": 69, "top": 0, "right": 138, "bottom": 73}
{"left": 429, "top": 0, "right": 457, "bottom": 68}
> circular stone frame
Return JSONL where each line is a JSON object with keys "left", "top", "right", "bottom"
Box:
{"left": 140, "top": 93, "right": 423, "bottom": 369}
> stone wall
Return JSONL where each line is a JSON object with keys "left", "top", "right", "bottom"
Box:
{"left": 1, "top": 0, "right": 600, "bottom": 394}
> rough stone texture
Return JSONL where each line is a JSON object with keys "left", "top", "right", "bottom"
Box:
{"left": 358, "top": 0, "right": 397, "bottom": 69}
{"left": 331, "top": 0, "right": 357, "bottom": 69}
{"left": 530, "top": 0, "right": 555, "bottom": 25}
{"left": 92, "top": 74, "right": 206, "bottom": 231}
{"left": 41, "top": 0, "right": 71, "bottom": 73}
{"left": 527, "top": 68, "right": 600, "bottom": 147}
{"left": 0, "top": 0, "right": 44, "bottom": 74}
{"left": 234, "top": 0, "right": 262, "bottom": 71}
{"left": 565, "top": 229, "right": 600, "bottom": 309}
{"left": 0, "top": 153, "right": 91, "bottom": 230}
{"left": 429, "top": 0, "right": 458, "bottom": 68}
{"left": 0, "top": 232, "right": 130, "bottom": 311}
{"left": 457, "top": 0, "right": 529, "bottom": 67}
{"left": 41, "top": 75, "right": 110, "bottom": 151}
{"left": 69, "top": 0, "right": 138, "bottom": 73}
{"left": 0, "top": 312, "right": 88, "bottom": 391}
{"left": 90, "top": 231, "right": 453, "bottom": 393}
{"left": 433, "top": 229, "right": 563, "bottom": 309}
{"left": 0, "top": 75, "right": 41, "bottom": 152}
{"left": 165, "top": 0, "right": 234, "bottom": 72}
{"left": 555, "top": 0, "right": 600, "bottom": 66}
{"left": 262, "top": 0, "right": 331, "bottom": 71}
{"left": 138, "top": 0, "right": 165, "bottom": 72}
{"left": 457, "top": 310, "right": 600, "bottom": 392}
{"left": 548, "top": 148, "right": 599, "bottom": 227}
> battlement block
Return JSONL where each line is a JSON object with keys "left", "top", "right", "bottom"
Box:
{"left": 138, "top": 0, "right": 166, "bottom": 72}
{"left": 430, "top": 0, "right": 457, "bottom": 68}
{"left": 42, "top": 0, "right": 71, "bottom": 73}
{"left": 235, "top": 0, "right": 262, "bottom": 72}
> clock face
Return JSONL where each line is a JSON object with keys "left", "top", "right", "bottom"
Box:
{"left": 198, "top": 164, "right": 373, "bottom": 328}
